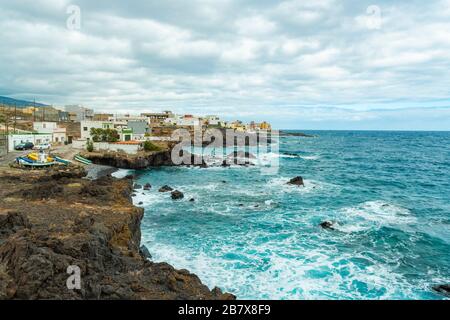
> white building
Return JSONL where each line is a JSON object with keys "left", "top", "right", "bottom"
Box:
{"left": 33, "top": 122, "right": 67, "bottom": 144}
{"left": 7, "top": 133, "right": 53, "bottom": 151}
{"left": 204, "top": 115, "right": 221, "bottom": 126}
{"left": 163, "top": 115, "right": 201, "bottom": 126}
{"left": 80, "top": 121, "right": 105, "bottom": 141}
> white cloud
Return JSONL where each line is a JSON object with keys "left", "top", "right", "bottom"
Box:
{"left": 0, "top": 0, "right": 449, "bottom": 129}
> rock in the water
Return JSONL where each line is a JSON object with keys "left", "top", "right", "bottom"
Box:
{"left": 287, "top": 176, "right": 304, "bottom": 186}
{"left": 134, "top": 184, "right": 142, "bottom": 190}
{"left": 138, "top": 202, "right": 143, "bottom": 205}
{"left": 319, "top": 221, "right": 335, "bottom": 230}
{"left": 171, "top": 190, "right": 184, "bottom": 200}
{"left": 159, "top": 185, "right": 173, "bottom": 192}
{"left": 189, "top": 198, "right": 195, "bottom": 202}
{"left": 143, "top": 183, "right": 152, "bottom": 190}
{"left": 221, "top": 161, "right": 230, "bottom": 167}
{"left": 432, "top": 284, "right": 450, "bottom": 297}
{"left": 139, "top": 245, "right": 152, "bottom": 260}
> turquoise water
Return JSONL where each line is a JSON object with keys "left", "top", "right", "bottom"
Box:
{"left": 133, "top": 131, "right": 450, "bottom": 300}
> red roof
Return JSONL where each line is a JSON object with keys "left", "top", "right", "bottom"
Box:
{"left": 113, "top": 141, "right": 142, "bottom": 145}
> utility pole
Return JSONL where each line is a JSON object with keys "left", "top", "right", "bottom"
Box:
{"left": 33, "top": 99, "right": 36, "bottom": 122}
{"left": 5, "top": 107, "right": 9, "bottom": 154}
{"left": 14, "top": 103, "right": 17, "bottom": 133}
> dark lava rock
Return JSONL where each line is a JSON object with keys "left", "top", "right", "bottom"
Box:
{"left": 432, "top": 284, "right": 450, "bottom": 297}
{"left": 221, "top": 161, "right": 230, "bottom": 167}
{"left": 138, "top": 202, "right": 143, "bottom": 205}
{"left": 171, "top": 190, "right": 184, "bottom": 200}
{"left": 143, "top": 183, "right": 152, "bottom": 190}
{"left": 159, "top": 185, "right": 174, "bottom": 193}
{"left": 189, "top": 198, "right": 195, "bottom": 202}
{"left": 139, "top": 245, "right": 152, "bottom": 260}
{"left": 319, "top": 221, "right": 336, "bottom": 230}
{"left": 0, "top": 212, "right": 31, "bottom": 237}
{"left": 287, "top": 176, "right": 304, "bottom": 186}
{"left": 0, "top": 168, "right": 234, "bottom": 300}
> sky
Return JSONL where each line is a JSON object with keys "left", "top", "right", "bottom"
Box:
{"left": 0, "top": 0, "right": 449, "bottom": 130}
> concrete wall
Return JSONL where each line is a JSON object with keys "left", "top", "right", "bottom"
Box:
{"left": 72, "top": 139, "right": 87, "bottom": 149}
{"left": 7, "top": 134, "right": 53, "bottom": 151}
{"left": 93, "top": 142, "right": 141, "bottom": 154}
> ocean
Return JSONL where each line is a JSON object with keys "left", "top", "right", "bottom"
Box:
{"left": 130, "top": 131, "right": 450, "bottom": 300}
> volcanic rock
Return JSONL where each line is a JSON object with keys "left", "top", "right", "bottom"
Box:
{"left": 319, "top": 221, "right": 336, "bottom": 230}
{"left": 171, "top": 190, "right": 184, "bottom": 200}
{"left": 287, "top": 176, "right": 304, "bottom": 186}
{"left": 159, "top": 185, "right": 173, "bottom": 193}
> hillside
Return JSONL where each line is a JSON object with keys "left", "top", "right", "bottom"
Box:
{"left": 0, "top": 96, "right": 48, "bottom": 108}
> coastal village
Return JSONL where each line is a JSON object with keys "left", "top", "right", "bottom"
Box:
{"left": 0, "top": 102, "right": 271, "bottom": 158}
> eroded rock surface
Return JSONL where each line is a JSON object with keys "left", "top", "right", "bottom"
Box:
{"left": 0, "top": 166, "right": 234, "bottom": 300}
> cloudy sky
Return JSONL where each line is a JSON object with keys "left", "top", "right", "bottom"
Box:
{"left": 1, "top": 0, "right": 449, "bottom": 130}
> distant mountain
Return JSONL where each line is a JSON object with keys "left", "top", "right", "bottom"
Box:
{"left": 0, "top": 96, "right": 48, "bottom": 108}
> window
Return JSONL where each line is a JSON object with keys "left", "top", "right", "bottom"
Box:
{"left": 83, "top": 127, "right": 88, "bottom": 131}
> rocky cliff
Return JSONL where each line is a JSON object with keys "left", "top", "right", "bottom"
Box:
{"left": 81, "top": 150, "right": 207, "bottom": 170}
{"left": 0, "top": 166, "right": 234, "bottom": 300}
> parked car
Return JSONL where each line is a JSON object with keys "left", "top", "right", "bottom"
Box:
{"left": 14, "top": 142, "right": 34, "bottom": 150}
{"left": 33, "top": 143, "right": 52, "bottom": 150}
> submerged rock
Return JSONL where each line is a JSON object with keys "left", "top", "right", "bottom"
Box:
{"left": 171, "top": 190, "right": 184, "bottom": 200}
{"left": 287, "top": 176, "right": 304, "bottom": 186}
{"left": 189, "top": 198, "right": 195, "bottom": 202}
{"left": 143, "top": 183, "right": 152, "bottom": 190}
{"left": 432, "top": 284, "right": 450, "bottom": 297}
{"left": 159, "top": 185, "right": 173, "bottom": 192}
{"left": 134, "top": 184, "right": 142, "bottom": 190}
{"left": 319, "top": 221, "right": 336, "bottom": 230}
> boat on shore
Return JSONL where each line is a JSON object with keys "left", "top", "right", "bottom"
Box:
{"left": 17, "top": 156, "right": 57, "bottom": 167}
{"left": 74, "top": 154, "right": 93, "bottom": 165}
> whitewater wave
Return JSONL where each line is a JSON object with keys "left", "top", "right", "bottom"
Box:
{"left": 111, "top": 169, "right": 134, "bottom": 179}
{"left": 140, "top": 230, "right": 432, "bottom": 300}
{"left": 335, "top": 201, "right": 417, "bottom": 233}
{"left": 299, "top": 155, "right": 320, "bottom": 160}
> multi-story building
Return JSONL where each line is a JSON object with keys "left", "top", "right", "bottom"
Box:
{"left": 127, "top": 120, "right": 151, "bottom": 140}
{"left": 65, "top": 105, "right": 94, "bottom": 122}
{"left": 93, "top": 113, "right": 114, "bottom": 121}
{"left": 33, "top": 121, "right": 67, "bottom": 144}
{"left": 141, "top": 111, "right": 174, "bottom": 125}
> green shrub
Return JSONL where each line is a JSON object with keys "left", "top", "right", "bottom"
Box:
{"left": 86, "top": 140, "right": 94, "bottom": 152}
{"left": 143, "top": 141, "right": 161, "bottom": 152}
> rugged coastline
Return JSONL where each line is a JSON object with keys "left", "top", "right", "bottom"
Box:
{"left": 0, "top": 165, "right": 234, "bottom": 300}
